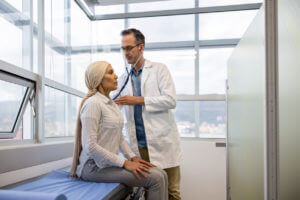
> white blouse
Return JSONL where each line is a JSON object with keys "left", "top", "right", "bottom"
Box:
{"left": 76, "top": 92, "right": 135, "bottom": 177}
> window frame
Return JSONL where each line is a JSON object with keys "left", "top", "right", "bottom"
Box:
{"left": 0, "top": 65, "right": 35, "bottom": 139}
{"left": 74, "top": 0, "right": 262, "bottom": 21}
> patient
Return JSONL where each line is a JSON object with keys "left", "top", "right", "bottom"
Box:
{"left": 70, "top": 61, "right": 168, "bottom": 200}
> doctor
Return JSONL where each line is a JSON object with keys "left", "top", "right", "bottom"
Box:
{"left": 114, "top": 28, "right": 183, "bottom": 200}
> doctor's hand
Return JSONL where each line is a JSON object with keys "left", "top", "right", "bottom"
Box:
{"left": 123, "top": 160, "right": 150, "bottom": 180}
{"left": 131, "top": 156, "right": 156, "bottom": 168}
{"left": 114, "top": 95, "right": 144, "bottom": 106}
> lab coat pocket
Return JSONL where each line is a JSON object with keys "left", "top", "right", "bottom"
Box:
{"left": 148, "top": 111, "right": 172, "bottom": 139}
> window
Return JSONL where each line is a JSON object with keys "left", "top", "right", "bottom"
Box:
{"left": 0, "top": 10, "right": 23, "bottom": 68}
{"left": 199, "top": 10, "right": 258, "bottom": 40}
{"left": 71, "top": 0, "right": 92, "bottom": 46}
{"left": 0, "top": 71, "right": 35, "bottom": 139}
{"left": 0, "top": 80, "right": 27, "bottom": 133}
{"left": 174, "top": 101, "right": 226, "bottom": 138}
{"left": 45, "top": 0, "right": 65, "bottom": 43}
{"left": 45, "top": 45, "right": 66, "bottom": 85}
{"left": 92, "top": 19, "right": 125, "bottom": 45}
{"left": 198, "top": 101, "right": 226, "bottom": 138}
{"left": 3, "top": 103, "right": 34, "bottom": 141}
{"left": 93, "top": 0, "right": 195, "bottom": 15}
{"left": 44, "top": 87, "right": 82, "bottom": 138}
{"left": 198, "top": 0, "right": 262, "bottom": 7}
{"left": 43, "top": 0, "right": 86, "bottom": 139}
{"left": 94, "top": 4, "right": 124, "bottom": 15}
{"left": 94, "top": 52, "right": 124, "bottom": 77}
{"left": 44, "top": 0, "right": 93, "bottom": 91}
{"left": 44, "top": 0, "right": 68, "bottom": 85}
{"left": 0, "top": 0, "right": 35, "bottom": 71}
{"left": 199, "top": 48, "right": 234, "bottom": 94}
{"left": 128, "top": 0, "right": 195, "bottom": 12}
{"left": 174, "top": 101, "right": 196, "bottom": 137}
{"left": 71, "top": 53, "right": 92, "bottom": 93}
{"left": 129, "top": 15, "right": 194, "bottom": 43}
{"left": 7, "top": 0, "right": 23, "bottom": 12}
{"left": 144, "top": 50, "right": 196, "bottom": 95}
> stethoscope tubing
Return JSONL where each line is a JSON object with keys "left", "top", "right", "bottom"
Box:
{"left": 112, "top": 68, "right": 130, "bottom": 100}
{"left": 113, "top": 52, "right": 143, "bottom": 100}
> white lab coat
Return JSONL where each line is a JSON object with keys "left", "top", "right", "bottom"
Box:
{"left": 114, "top": 59, "right": 183, "bottom": 169}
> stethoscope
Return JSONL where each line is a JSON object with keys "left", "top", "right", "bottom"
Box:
{"left": 112, "top": 51, "right": 143, "bottom": 100}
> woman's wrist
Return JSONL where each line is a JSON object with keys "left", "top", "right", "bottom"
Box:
{"left": 131, "top": 156, "right": 138, "bottom": 161}
{"left": 123, "top": 160, "right": 129, "bottom": 168}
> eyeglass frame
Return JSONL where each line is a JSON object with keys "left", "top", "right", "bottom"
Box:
{"left": 120, "top": 43, "right": 143, "bottom": 52}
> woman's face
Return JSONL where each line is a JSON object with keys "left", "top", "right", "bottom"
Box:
{"left": 101, "top": 64, "right": 118, "bottom": 91}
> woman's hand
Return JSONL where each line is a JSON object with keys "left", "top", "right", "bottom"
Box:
{"left": 131, "top": 156, "right": 156, "bottom": 167}
{"left": 123, "top": 160, "right": 151, "bottom": 180}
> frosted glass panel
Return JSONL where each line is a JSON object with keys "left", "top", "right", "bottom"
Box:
{"left": 227, "top": 8, "right": 265, "bottom": 200}
{"left": 278, "top": 1, "right": 300, "bottom": 199}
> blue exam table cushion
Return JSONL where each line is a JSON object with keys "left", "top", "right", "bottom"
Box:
{"left": 11, "top": 170, "right": 122, "bottom": 200}
{"left": 0, "top": 190, "right": 66, "bottom": 200}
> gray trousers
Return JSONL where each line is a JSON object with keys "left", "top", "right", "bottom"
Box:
{"left": 81, "top": 159, "right": 168, "bottom": 200}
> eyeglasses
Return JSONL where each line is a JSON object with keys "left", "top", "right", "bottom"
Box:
{"left": 121, "top": 43, "right": 141, "bottom": 52}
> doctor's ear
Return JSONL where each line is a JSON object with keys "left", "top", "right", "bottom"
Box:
{"left": 139, "top": 44, "right": 144, "bottom": 51}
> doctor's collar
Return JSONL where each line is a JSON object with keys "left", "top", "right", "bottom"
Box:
{"left": 131, "top": 61, "right": 145, "bottom": 73}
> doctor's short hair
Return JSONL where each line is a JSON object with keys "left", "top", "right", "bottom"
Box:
{"left": 121, "top": 28, "right": 145, "bottom": 45}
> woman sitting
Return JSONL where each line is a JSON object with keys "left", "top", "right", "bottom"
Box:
{"left": 70, "top": 61, "right": 168, "bottom": 200}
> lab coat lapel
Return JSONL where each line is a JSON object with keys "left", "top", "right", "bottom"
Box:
{"left": 127, "top": 75, "right": 133, "bottom": 96}
{"left": 141, "top": 60, "right": 151, "bottom": 96}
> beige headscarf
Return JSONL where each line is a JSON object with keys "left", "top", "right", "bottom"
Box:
{"left": 70, "top": 61, "right": 110, "bottom": 178}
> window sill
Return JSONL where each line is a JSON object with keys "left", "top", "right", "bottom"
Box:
{"left": 0, "top": 139, "right": 74, "bottom": 151}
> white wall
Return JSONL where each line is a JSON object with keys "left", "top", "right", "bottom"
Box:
{"left": 180, "top": 138, "right": 226, "bottom": 200}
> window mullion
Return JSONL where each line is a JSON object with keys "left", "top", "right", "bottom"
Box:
{"left": 65, "top": 0, "right": 71, "bottom": 137}
{"left": 36, "top": 0, "right": 45, "bottom": 143}
{"left": 194, "top": 0, "right": 200, "bottom": 137}
{"left": 125, "top": 3, "right": 128, "bottom": 29}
